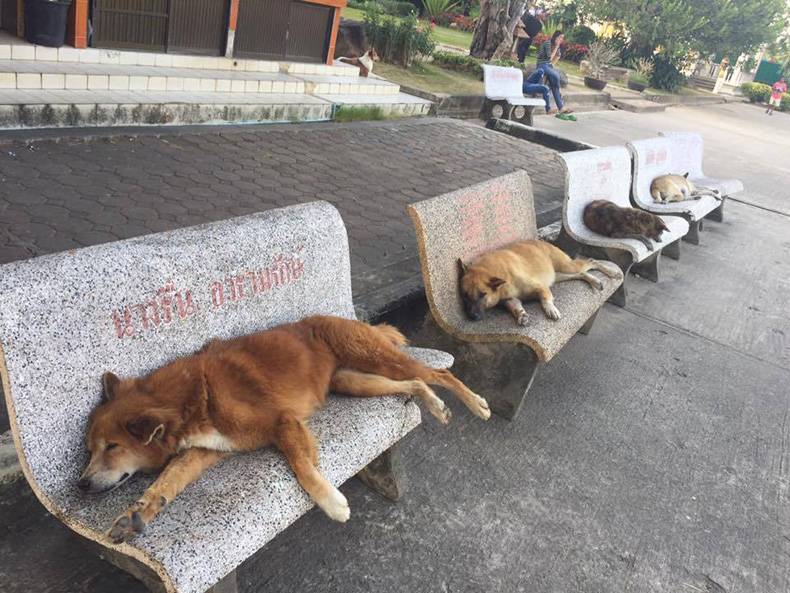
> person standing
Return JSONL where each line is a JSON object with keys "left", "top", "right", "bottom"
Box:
{"left": 767, "top": 77, "right": 787, "bottom": 115}
{"left": 515, "top": 9, "right": 543, "bottom": 64}
{"left": 535, "top": 30, "right": 572, "bottom": 113}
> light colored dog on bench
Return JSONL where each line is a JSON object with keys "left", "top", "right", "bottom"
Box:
{"left": 650, "top": 173, "right": 722, "bottom": 203}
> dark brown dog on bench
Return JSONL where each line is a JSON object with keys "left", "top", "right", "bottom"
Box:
{"left": 79, "top": 315, "right": 491, "bottom": 543}
{"left": 583, "top": 199, "right": 670, "bottom": 250}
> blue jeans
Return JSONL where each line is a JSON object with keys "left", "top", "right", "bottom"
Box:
{"left": 541, "top": 65, "right": 564, "bottom": 110}
{"left": 522, "top": 81, "right": 551, "bottom": 111}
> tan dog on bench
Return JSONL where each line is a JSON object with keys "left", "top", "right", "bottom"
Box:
{"left": 650, "top": 173, "right": 722, "bottom": 203}
{"left": 79, "top": 315, "right": 490, "bottom": 543}
{"left": 458, "top": 240, "right": 619, "bottom": 326}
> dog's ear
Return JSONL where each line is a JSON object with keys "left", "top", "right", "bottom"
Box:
{"left": 683, "top": 172, "right": 689, "bottom": 178}
{"left": 126, "top": 416, "right": 166, "bottom": 446}
{"left": 457, "top": 258, "right": 468, "bottom": 277}
{"left": 102, "top": 372, "right": 120, "bottom": 402}
{"left": 488, "top": 277, "right": 506, "bottom": 290}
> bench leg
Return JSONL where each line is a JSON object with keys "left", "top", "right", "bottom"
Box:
{"left": 706, "top": 197, "right": 726, "bottom": 223}
{"left": 577, "top": 309, "right": 600, "bottom": 335}
{"left": 682, "top": 220, "right": 701, "bottom": 245}
{"left": 357, "top": 446, "right": 405, "bottom": 501}
{"left": 207, "top": 570, "right": 238, "bottom": 593}
{"left": 662, "top": 238, "right": 681, "bottom": 260}
{"left": 603, "top": 249, "right": 634, "bottom": 308}
{"left": 481, "top": 99, "right": 512, "bottom": 121}
{"left": 512, "top": 105, "right": 535, "bottom": 126}
{"left": 451, "top": 341, "right": 540, "bottom": 421}
{"left": 631, "top": 250, "right": 660, "bottom": 283}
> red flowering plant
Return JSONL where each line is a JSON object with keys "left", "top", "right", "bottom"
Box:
{"left": 530, "top": 34, "right": 588, "bottom": 64}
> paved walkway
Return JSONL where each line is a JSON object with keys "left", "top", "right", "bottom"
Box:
{"left": 0, "top": 118, "right": 563, "bottom": 311}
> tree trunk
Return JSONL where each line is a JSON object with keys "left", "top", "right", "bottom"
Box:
{"left": 470, "top": 0, "right": 526, "bottom": 61}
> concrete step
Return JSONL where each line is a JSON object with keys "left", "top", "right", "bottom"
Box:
{"left": 0, "top": 60, "right": 399, "bottom": 96}
{"left": 609, "top": 96, "right": 667, "bottom": 113}
{"left": 0, "top": 36, "right": 358, "bottom": 78}
{"left": 0, "top": 89, "right": 431, "bottom": 128}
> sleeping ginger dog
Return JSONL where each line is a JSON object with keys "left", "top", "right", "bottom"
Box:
{"left": 458, "top": 240, "right": 619, "bottom": 326}
{"left": 650, "top": 173, "right": 721, "bottom": 203}
{"left": 79, "top": 315, "right": 490, "bottom": 543}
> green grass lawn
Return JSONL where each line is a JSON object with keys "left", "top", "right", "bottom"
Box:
{"left": 375, "top": 61, "right": 483, "bottom": 94}
{"left": 340, "top": 7, "right": 473, "bottom": 50}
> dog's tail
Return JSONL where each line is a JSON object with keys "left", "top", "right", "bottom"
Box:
{"left": 375, "top": 323, "right": 408, "bottom": 347}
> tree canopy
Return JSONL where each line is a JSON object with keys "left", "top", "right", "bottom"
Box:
{"left": 585, "top": 0, "right": 786, "bottom": 59}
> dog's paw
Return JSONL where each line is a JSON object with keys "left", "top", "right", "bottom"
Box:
{"left": 589, "top": 277, "right": 604, "bottom": 291}
{"left": 413, "top": 380, "right": 452, "bottom": 424}
{"left": 108, "top": 511, "right": 145, "bottom": 543}
{"left": 427, "top": 396, "right": 453, "bottom": 425}
{"left": 516, "top": 311, "right": 529, "bottom": 326}
{"left": 543, "top": 303, "right": 561, "bottom": 320}
{"left": 318, "top": 485, "right": 351, "bottom": 523}
{"left": 468, "top": 394, "right": 491, "bottom": 420}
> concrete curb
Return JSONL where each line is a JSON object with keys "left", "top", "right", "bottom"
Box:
{"left": 485, "top": 118, "right": 598, "bottom": 152}
{"left": 0, "top": 430, "right": 20, "bottom": 483}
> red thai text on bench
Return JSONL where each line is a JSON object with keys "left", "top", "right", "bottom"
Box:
{"left": 111, "top": 248, "right": 305, "bottom": 339}
{"left": 461, "top": 185, "right": 520, "bottom": 259}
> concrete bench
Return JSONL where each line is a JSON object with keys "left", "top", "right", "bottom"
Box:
{"left": 628, "top": 135, "right": 737, "bottom": 245}
{"left": 659, "top": 131, "right": 744, "bottom": 219}
{"left": 0, "top": 202, "right": 453, "bottom": 593}
{"left": 407, "top": 171, "right": 623, "bottom": 420}
{"left": 482, "top": 64, "right": 544, "bottom": 125}
{"left": 557, "top": 146, "right": 690, "bottom": 307}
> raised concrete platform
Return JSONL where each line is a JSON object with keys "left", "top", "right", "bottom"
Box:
{"left": 0, "top": 34, "right": 426, "bottom": 128}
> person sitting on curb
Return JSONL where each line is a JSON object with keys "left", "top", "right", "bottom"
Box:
{"left": 523, "top": 65, "right": 555, "bottom": 114}
{"left": 767, "top": 77, "right": 786, "bottom": 116}
{"left": 535, "top": 30, "right": 573, "bottom": 114}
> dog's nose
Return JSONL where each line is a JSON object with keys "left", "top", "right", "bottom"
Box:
{"left": 77, "top": 477, "right": 91, "bottom": 492}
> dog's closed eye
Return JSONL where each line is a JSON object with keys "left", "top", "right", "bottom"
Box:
{"left": 106, "top": 443, "right": 119, "bottom": 451}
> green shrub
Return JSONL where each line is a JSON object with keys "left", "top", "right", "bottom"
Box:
{"left": 349, "top": 0, "right": 416, "bottom": 16}
{"left": 381, "top": 0, "right": 416, "bottom": 16}
{"left": 421, "top": 0, "right": 457, "bottom": 17}
{"left": 782, "top": 93, "right": 790, "bottom": 112}
{"left": 364, "top": 6, "right": 434, "bottom": 66}
{"left": 567, "top": 25, "right": 596, "bottom": 46}
{"left": 740, "top": 81, "right": 771, "bottom": 103}
{"left": 432, "top": 50, "right": 483, "bottom": 76}
{"left": 650, "top": 54, "right": 686, "bottom": 92}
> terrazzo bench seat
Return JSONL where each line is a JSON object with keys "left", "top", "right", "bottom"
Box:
{"left": 658, "top": 130, "right": 744, "bottom": 220}
{"left": 482, "top": 64, "right": 545, "bottom": 125}
{"left": 557, "top": 146, "right": 689, "bottom": 307}
{"left": 407, "top": 171, "right": 623, "bottom": 420}
{"left": 0, "top": 202, "right": 454, "bottom": 593}
{"left": 628, "top": 133, "right": 740, "bottom": 245}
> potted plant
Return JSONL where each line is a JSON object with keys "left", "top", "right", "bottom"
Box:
{"left": 628, "top": 58, "right": 653, "bottom": 92}
{"left": 584, "top": 42, "right": 617, "bottom": 90}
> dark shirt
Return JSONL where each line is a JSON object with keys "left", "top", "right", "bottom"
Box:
{"left": 536, "top": 39, "right": 560, "bottom": 66}
{"left": 521, "top": 14, "right": 543, "bottom": 37}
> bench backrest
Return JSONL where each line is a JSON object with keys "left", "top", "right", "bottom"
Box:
{"left": 483, "top": 64, "right": 524, "bottom": 98}
{"left": 407, "top": 170, "right": 535, "bottom": 336}
{"left": 659, "top": 131, "right": 705, "bottom": 178}
{"left": 560, "top": 146, "right": 633, "bottom": 240}
{"left": 627, "top": 136, "right": 674, "bottom": 209}
{"left": 0, "top": 202, "right": 353, "bottom": 532}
